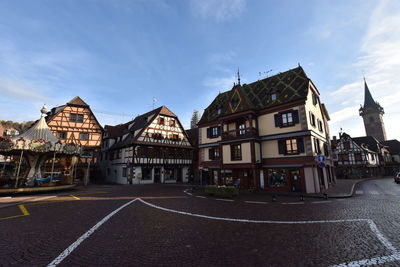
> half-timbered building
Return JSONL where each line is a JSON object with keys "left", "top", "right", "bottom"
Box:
{"left": 100, "top": 106, "right": 193, "bottom": 184}
{"left": 45, "top": 96, "right": 103, "bottom": 180}
{"left": 198, "top": 66, "right": 335, "bottom": 193}
{"left": 331, "top": 132, "right": 381, "bottom": 178}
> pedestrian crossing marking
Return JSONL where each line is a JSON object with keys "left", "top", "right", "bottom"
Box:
{"left": 356, "top": 190, "right": 364, "bottom": 195}
{"left": 369, "top": 191, "right": 379, "bottom": 195}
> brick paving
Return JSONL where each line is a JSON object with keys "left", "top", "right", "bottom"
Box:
{"left": 0, "top": 179, "right": 399, "bottom": 266}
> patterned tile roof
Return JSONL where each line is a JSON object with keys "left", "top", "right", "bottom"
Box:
{"left": 199, "top": 66, "right": 310, "bottom": 124}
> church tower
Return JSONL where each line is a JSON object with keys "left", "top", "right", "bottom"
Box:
{"left": 359, "top": 80, "right": 387, "bottom": 141}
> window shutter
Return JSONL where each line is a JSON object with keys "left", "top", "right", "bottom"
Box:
{"left": 292, "top": 110, "right": 299, "bottom": 124}
{"left": 278, "top": 140, "right": 286, "bottom": 154}
{"left": 274, "top": 114, "right": 281, "bottom": 127}
{"left": 206, "top": 128, "right": 211, "bottom": 138}
{"left": 297, "top": 137, "right": 304, "bottom": 153}
{"left": 309, "top": 111, "right": 312, "bottom": 126}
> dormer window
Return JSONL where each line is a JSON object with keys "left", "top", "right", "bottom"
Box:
{"left": 230, "top": 91, "right": 241, "bottom": 112}
{"left": 271, "top": 93, "right": 277, "bottom": 101}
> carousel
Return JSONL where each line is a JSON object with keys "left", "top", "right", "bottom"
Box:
{"left": 0, "top": 105, "right": 81, "bottom": 192}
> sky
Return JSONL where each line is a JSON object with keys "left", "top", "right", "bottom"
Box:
{"left": 0, "top": 0, "right": 399, "bottom": 140}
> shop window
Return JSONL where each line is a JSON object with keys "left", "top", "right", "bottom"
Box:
{"left": 231, "top": 144, "right": 242, "bottom": 161}
{"left": 164, "top": 168, "right": 175, "bottom": 180}
{"left": 267, "top": 168, "right": 288, "bottom": 187}
{"left": 208, "top": 148, "right": 220, "bottom": 160}
{"left": 79, "top": 132, "right": 89, "bottom": 140}
{"left": 206, "top": 126, "right": 221, "bottom": 138}
{"left": 142, "top": 167, "right": 152, "bottom": 180}
{"left": 274, "top": 110, "right": 299, "bottom": 127}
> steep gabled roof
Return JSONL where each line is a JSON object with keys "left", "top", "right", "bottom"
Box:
{"left": 352, "top": 136, "right": 382, "bottom": 153}
{"left": 199, "top": 66, "right": 310, "bottom": 124}
{"left": 107, "top": 106, "right": 180, "bottom": 150}
{"left": 67, "top": 96, "right": 89, "bottom": 107}
{"left": 382, "top": 139, "right": 400, "bottom": 154}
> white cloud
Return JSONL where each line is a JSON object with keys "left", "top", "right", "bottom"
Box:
{"left": 191, "top": 0, "right": 246, "bottom": 22}
{"left": 328, "top": 0, "right": 400, "bottom": 140}
{"left": 204, "top": 75, "right": 236, "bottom": 92}
{"left": 0, "top": 77, "right": 50, "bottom": 102}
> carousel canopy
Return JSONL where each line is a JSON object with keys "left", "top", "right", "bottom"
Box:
{"left": 12, "top": 105, "right": 59, "bottom": 143}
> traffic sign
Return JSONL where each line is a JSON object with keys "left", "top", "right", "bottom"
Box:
{"left": 316, "top": 155, "right": 326, "bottom": 163}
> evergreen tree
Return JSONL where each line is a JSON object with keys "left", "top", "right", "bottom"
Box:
{"left": 190, "top": 110, "right": 200, "bottom": 129}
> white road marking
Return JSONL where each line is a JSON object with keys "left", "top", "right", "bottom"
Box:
{"left": 47, "top": 198, "right": 139, "bottom": 267}
{"left": 355, "top": 190, "right": 364, "bottom": 195}
{"left": 336, "top": 199, "right": 346, "bottom": 201}
{"left": 330, "top": 253, "right": 400, "bottom": 267}
{"left": 312, "top": 201, "right": 332, "bottom": 204}
{"left": 183, "top": 190, "right": 193, "bottom": 196}
{"left": 282, "top": 202, "right": 304, "bottom": 205}
{"left": 244, "top": 201, "right": 268, "bottom": 204}
{"left": 196, "top": 196, "right": 206, "bottom": 199}
{"left": 215, "top": 198, "right": 234, "bottom": 202}
{"left": 138, "top": 198, "right": 397, "bottom": 255}
{"left": 0, "top": 196, "right": 12, "bottom": 199}
{"left": 369, "top": 191, "right": 380, "bottom": 195}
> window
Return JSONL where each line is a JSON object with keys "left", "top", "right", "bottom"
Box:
{"left": 69, "top": 113, "right": 76, "bottom": 122}
{"left": 207, "top": 126, "right": 221, "bottom": 138}
{"left": 58, "top": 131, "right": 67, "bottom": 139}
{"left": 169, "top": 119, "right": 176, "bottom": 127}
{"left": 278, "top": 138, "right": 304, "bottom": 155}
{"left": 231, "top": 144, "right": 242, "bottom": 160}
{"left": 152, "top": 133, "right": 163, "bottom": 140}
{"left": 237, "top": 121, "right": 246, "bottom": 135}
{"left": 267, "top": 168, "right": 287, "bottom": 187}
{"left": 309, "top": 112, "right": 316, "bottom": 127}
{"left": 343, "top": 141, "right": 350, "bottom": 150}
{"left": 117, "top": 149, "right": 122, "bottom": 159}
{"left": 338, "top": 154, "right": 349, "bottom": 161}
{"left": 208, "top": 148, "right": 220, "bottom": 160}
{"left": 77, "top": 114, "right": 84, "bottom": 123}
{"left": 79, "top": 132, "right": 89, "bottom": 140}
{"left": 285, "top": 139, "right": 298, "bottom": 154}
{"left": 159, "top": 117, "right": 165, "bottom": 125}
{"left": 314, "top": 138, "right": 321, "bottom": 154}
{"left": 323, "top": 143, "right": 329, "bottom": 157}
{"left": 271, "top": 93, "right": 277, "bottom": 101}
{"left": 355, "top": 153, "right": 362, "bottom": 161}
{"left": 164, "top": 167, "right": 175, "bottom": 180}
{"left": 82, "top": 149, "right": 94, "bottom": 158}
{"left": 274, "top": 110, "right": 299, "bottom": 127}
{"left": 369, "top": 117, "right": 374, "bottom": 123}
{"left": 70, "top": 113, "right": 84, "bottom": 122}
{"left": 312, "top": 93, "right": 318, "bottom": 105}
{"left": 171, "top": 134, "right": 180, "bottom": 141}
{"left": 122, "top": 167, "right": 127, "bottom": 177}
{"left": 141, "top": 167, "right": 152, "bottom": 180}
{"left": 318, "top": 120, "right": 323, "bottom": 132}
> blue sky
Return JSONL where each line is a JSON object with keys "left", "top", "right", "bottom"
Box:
{"left": 0, "top": 0, "right": 399, "bottom": 140}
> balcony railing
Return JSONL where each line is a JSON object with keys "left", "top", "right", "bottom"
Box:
{"left": 221, "top": 127, "right": 258, "bottom": 141}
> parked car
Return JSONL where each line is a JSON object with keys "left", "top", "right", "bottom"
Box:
{"left": 395, "top": 172, "right": 400, "bottom": 184}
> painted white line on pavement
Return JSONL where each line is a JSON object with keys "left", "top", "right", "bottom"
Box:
{"left": 330, "top": 253, "right": 400, "bottom": 267}
{"left": 137, "top": 198, "right": 397, "bottom": 254}
{"left": 336, "top": 199, "right": 346, "bottom": 201}
{"left": 369, "top": 190, "right": 379, "bottom": 195}
{"left": 0, "top": 196, "right": 12, "bottom": 199}
{"left": 312, "top": 201, "right": 332, "bottom": 204}
{"left": 196, "top": 196, "right": 206, "bottom": 199}
{"left": 282, "top": 202, "right": 304, "bottom": 205}
{"left": 355, "top": 190, "right": 364, "bottom": 195}
{"left": 244, "top": 201, "right": 267, "bottom": 204}
{"left": 47, "top": 198, "right": 139, "bottom": 267}
{"left": 183, "top": 190, "right": 193, "bottom": 196}
{"left": 215, "top": 198, "right": 234, "bottom": 202}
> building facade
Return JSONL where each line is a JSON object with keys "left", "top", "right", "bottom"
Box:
{"left": 359, "top": 81, "right": 387, "bottom": 142}
{"left": 100, "top": 106, "right": 193, "bottom": 184}
{"left": 331, "top": 133, "right": 381, "bottom": 178}
{"left": 198, "top": 66, "right": 334, "bottom": 193}
{"left": 46, "top": 96, "right": 103, "bottom": 181}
